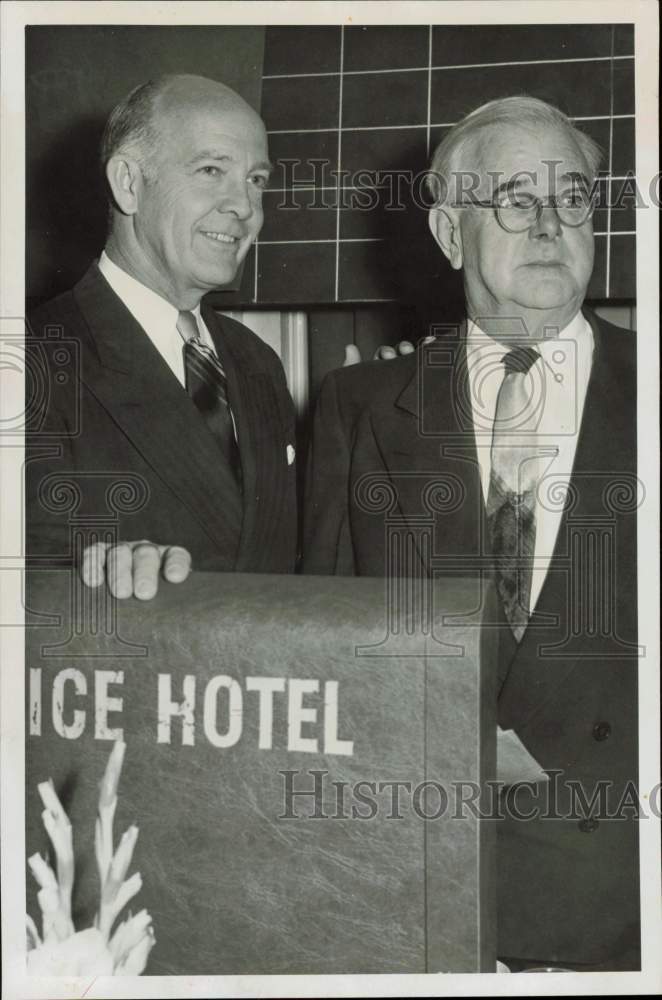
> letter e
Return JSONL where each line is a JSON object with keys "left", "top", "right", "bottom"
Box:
{"left": 288, "top": 680, "right": 319, "bottom": 753}
{"left": 95, "top": 670, "right": 124, "bottom": 740}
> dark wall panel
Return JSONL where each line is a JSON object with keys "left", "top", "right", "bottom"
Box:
{"left": 258, "top": 23, "right": 635, "bottom": 307}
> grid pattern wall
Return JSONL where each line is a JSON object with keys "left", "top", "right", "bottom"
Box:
{"left": 228, "top": 23, "right": 635, "bottom": 307}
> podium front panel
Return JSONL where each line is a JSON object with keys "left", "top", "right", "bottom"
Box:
{"left": 26, "top": 571, "right": 496, "bottom": 974}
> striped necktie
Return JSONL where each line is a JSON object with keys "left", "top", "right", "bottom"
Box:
{"left": 177, "top": 310, "right": 241, "bottom": 482}
{"left": 486, "top": 346, "right": 542, "bottom": 642}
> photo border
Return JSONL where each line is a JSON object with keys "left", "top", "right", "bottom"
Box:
{"left": 1, "top": 2, "right": 659, "bottom": 997}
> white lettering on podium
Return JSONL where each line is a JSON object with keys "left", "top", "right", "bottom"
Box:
{"left": 204, "top": 676, "right": 243, "bottom": 748}
{"left": 29, "top": 668, "right": 42, "bottom": 736}
{"left": 94, "top": 670, "right": 124, "bottom": 740}
{"left": 288, "top": 679, "right": 319, "bottom": 753}
{"left": 323, "top": 681, "right": 354, "bottom": 756}
{"left": 34, "top": 670, "right": 355, "bottom": 756}
{"left": 52, "top": 668, "right": 86, "bottom": 740}
{"left": 246, "top": 676, "right": 286, "bottom": 749}
{"left": 158, "top": 674, "right": 196, "bottom": 745}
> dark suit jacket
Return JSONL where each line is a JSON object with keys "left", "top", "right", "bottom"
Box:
{"left": 303, "top": 310, "right": 639, "bottom": 967}
{"left": 26, "top": 264, "right": 297, "bottom": 574}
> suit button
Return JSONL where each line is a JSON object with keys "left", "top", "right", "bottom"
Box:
{"left": 592, "top": 721, "right": 612, "bottom": 741}
{"left": 578, "top": 818, "right": 599, "bottom": 833}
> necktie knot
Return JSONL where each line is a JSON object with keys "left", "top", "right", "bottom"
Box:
{"left": 177, "top": 310, "right": 200, "bottom": 343}
{"left": 502, "top": 346, "right": 540, "bottom": 376}
{"left": 178, "top": 313, "right": 241, "bottom": 485}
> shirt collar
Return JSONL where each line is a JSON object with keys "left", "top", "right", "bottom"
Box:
{"left": 466, "top": 309, "right": 593, "bottom": 379}
{"left": 98, "top": 251, "right": 204, "bottom": 334}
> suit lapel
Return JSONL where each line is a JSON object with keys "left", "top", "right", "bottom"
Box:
{"left": 498, "top": 310, "right": 634, "bottom": 727}
{"left": 73, "top": 265, "right": 243, "bottom": 564}
{"left": 203, "top": 305, "right": 292, "bottom": 572}
{"left": 371, "top": 312, "right": 633, "bottom": 730}
{"left": 371, "top": 325, "right": 486, "bottom": 574}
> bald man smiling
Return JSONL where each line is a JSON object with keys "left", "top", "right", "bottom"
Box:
{"left": 27, "top": 75, "right": 297, "bottom": 592}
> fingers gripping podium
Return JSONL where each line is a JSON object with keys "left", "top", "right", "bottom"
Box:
{"left": 26, "top": 570, "right": 497, "bottom": 974}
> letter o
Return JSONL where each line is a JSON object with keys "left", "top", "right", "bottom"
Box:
{"left": 203, "top": 676, "right": 243, "bottom": 748}
{"left": 412, "top": 780, "right": 448, "bottom": 819}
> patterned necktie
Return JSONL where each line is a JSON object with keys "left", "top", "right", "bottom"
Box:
{"left": 177, "top": 310, "right": 241, "bottom": 482}
{"left": 486, "top": 346, "right": 542, "bottom": 642}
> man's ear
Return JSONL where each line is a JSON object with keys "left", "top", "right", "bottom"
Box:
{"left": 429, "top": 208, "right": 463, "bottom": 270}
{"left": 105, "top": 155, "right": 144, "bottom": 216}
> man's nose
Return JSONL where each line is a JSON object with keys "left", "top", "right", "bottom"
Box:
{"left": 530, "top": 204, "right": 562, "bottom": 239}
{"left": 220, "top": 176, "right": 252, "bottom": 220}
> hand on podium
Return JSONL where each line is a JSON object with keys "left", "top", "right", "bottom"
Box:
{"left": 81, "top": 541, "right": 192, "bottom": 599}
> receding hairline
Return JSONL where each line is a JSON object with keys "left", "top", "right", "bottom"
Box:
{"left": 427, "top": 96, "right": 602, "bottom": 204}
{"left": 101, "top": 73, "right": 265, "bottom": 171}
{"left": 152, "top": 73, "right": 263, "bottom": 127}
{"left": 452, "top": 118, "right": 593, "bottom": 182}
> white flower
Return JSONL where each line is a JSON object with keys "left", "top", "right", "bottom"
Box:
{"left": 27, "top": 928, "right": 114, "bottom": 976}
{"left": 27, "top": 741, "right": 155, "bottom": 976}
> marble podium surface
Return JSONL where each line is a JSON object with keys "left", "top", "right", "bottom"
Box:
{"left": 26, "top": 570, "right": 496, "bottom": 974}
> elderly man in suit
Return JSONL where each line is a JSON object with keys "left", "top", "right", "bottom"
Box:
{"left": 27, "top": 74, "right": 297, "bottom": 595}
{"left": 304, "top": 96, "right": 639, "bottom": 970}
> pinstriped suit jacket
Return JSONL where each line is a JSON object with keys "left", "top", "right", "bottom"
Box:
{"left": 26, "top": 263, "right": 297, "bottom": 574}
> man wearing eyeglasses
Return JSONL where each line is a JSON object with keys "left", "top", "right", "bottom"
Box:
{"left": 304, "top": 96, "right": 639, "bottom": 971}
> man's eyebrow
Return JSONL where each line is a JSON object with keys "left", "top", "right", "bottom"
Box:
{"left": 188, "top": 150, "right": 232, "bottom": 165}
{"left": 188, "top": 151, "right": 273, "bottom": 173}
{"left": 563, "top": 171, "right": 590, "bottom": 188}
{"left": 493, "top": 177, "right": 525, "bottom": 198}
{"left": 492, "top": 170, "right": 590, "bottom": 197}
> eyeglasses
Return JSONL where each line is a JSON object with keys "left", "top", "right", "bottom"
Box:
{"left": 459, "top": 188, "right": 596, "bottom": 233}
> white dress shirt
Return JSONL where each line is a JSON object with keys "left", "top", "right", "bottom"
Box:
{"left": 98, "top": 251, "right": 216, "bottom": 386}
{"left": 465, "top": 311, "right": 594, "bottom": 610}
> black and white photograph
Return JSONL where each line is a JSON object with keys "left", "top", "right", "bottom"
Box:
{"left": 1, "top": 1, "right": 659, "bottom": 997}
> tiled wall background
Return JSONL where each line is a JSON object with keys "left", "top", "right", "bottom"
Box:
{"left": 222, "top": 23, "right": 635, "bottom": 309}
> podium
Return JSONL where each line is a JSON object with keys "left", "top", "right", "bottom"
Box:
{"left": 26, "top": 570, "right": 496, "bottom": 974}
